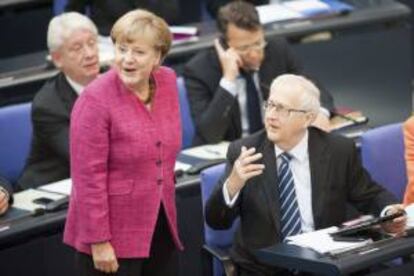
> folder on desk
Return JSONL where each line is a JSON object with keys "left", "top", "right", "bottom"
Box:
{"left": 285, "top": 0, "right": 354, "bottom": 17}
{"left": 258, "top": 0, "right": 354, "bottom": 24}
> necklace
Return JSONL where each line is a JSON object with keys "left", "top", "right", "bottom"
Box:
{"left": 138, "top": 79, "right": 155, "bottom": 105}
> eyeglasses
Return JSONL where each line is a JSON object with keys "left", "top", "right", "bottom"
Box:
{"left": 233, "top": 40, "right": 267, "bottom": 54}
{"left": 263, "top": 101, "right": 309, "bottom": 118}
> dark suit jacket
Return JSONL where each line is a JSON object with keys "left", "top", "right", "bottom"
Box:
{"left": 184, "top": 37, "right": 334, "bottom": 146}
{"left": 0, "top": 176, "right": 13, "bottom": 205}
{"left": 18, "top": 73, "right": 78, "bottom": 190}
{"left": 65, "top": 0, "right": 179, "bottom": 36}
{"left": 205, "top": 128, "right": 397, "bottom": 274}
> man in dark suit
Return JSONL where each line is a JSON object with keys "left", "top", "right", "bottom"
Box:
{"left": 65, "top": 0, "right": 179, "bottom": 36}
{"left": 184, "top": 1, "right": 334, "bottom": 146}
{"left": 0, "top": 176, "right": 13, "bottom": 215}
{"left": 18, "top": 12, "right": 100, "bottom": 189}
{"left": 205, "top": 74, "right": 406, "bottom": 275}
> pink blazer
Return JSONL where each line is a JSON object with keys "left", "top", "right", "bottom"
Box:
{"left": 64, "top": 67, "right": 183, "bottom": 258}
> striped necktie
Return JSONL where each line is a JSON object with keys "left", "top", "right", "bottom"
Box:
{"left": 278, "top": 152, "right": 302, "bottom": 241}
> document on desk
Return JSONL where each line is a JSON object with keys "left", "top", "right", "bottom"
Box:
{"left": 37, "top": 178, "right": 72, "bottom": 196}
{"left": 405, "top": 204, "right": 414, "bottom": 228}
{"left": 175, "top": 161, "right": 192, "bottom": 172}
{"left": 257, "top": 4, "right": 304, "bottom": 24}
{"left": 286, "top": 227, "right": 371, "bottom": 254}
{"left": 13, "top": 189, "right": 66, "bottom": 211}
{"left": 180, "top": 142, "right": 229, "bottom": 161}
{"left": 283, "top": 0, "right": 331, "bottom": 16}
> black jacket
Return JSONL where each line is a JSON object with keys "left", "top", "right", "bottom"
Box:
{"left": 184, "top": 37, "right": 334, "bottom": 145}
{"left": 18, "top": 73, "right": 77, "bottom": 189}
{"left": 206, "top": 128, "right": 396, "bottom": 274}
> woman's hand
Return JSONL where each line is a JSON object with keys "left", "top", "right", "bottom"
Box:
{"left": 91, "top": 241, "right": 119, "bottom": 274}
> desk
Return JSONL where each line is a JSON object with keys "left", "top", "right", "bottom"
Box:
{"left": 1, "top": 0, "right": 411, "bottom": 129}
{"left": 255, "top": 237, "right": 414, "bottom": 275}
{"left": 0, "top": 174, "right": 205, "bottom": 276}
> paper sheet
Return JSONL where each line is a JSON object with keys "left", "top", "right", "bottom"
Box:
{"left": 286, "top": 227, "right": 371, "bottom": 254}
{"left": 12, "top": 189, "right": 66, "bottom": 211}
{"left": 37, "top": 178, "right": 72, "bottom": 196}
{"left": 180, "top": 142, "right": 229, "bottom": 160}
{"left": 256, "top": 4, "right": 304, "bottom": 24}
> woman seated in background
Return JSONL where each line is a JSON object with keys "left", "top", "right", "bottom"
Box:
{"left": 64, "top": 9, "right": 183, "bottom": 276}
{"left": 404, "top": 116, "right": 414, "bottom": 205}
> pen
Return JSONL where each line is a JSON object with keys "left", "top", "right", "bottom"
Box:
{"left": 204, "top": 148, "right": 221, "bottom": 156}
{"left": 358, "top": 247, "right": 379, "bottom": 255}
{"left": 332, "top": 112, "right": 361, "bottom": 124}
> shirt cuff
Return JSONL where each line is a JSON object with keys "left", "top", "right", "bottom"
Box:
{"left": 219, "top": 78, "right": 238, "bottom": 97}
{"left": 223, "top": 180, "right": 240, "bottom": 207}
{"left": 320, "top": 107, "right": 330, "bottom": 118}
{"left": 380, "top": 206, "right": 395, "bottom": 217}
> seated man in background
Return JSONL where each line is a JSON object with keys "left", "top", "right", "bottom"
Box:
{"left": 184, "top": 1, "right": 334, "bottom": 146}
{"left": 0, "top": 176, "right": 13, "bottom": 215}
{"left": 18, "top": 12, "right": 100, "bottom": 190}
{"left": 205, "top": 74, "right": 406, "bottom": 275}
{"left": 403, "top": 116, "right": 414, "bottom": 204}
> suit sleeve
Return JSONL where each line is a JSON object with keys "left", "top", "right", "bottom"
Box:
{"left": 184, "top": 62, "right": 239, "bottom": 144}
{"left": 32, "top": 105, "right": 70, "bottom": 162}
{"left": 346, "top": 141, "right": 396, "bottom": 215}
{"left": 404, "top": 117, "right": 414, "bottom": 205}
{"left": 0, "top": 176, "right": 13, "bottom": 204}
{"left": 70, "top": 94, "right": 111, "bottom": 244}
{"left": 205, "top": 141, "right": 242, "bottom": 229}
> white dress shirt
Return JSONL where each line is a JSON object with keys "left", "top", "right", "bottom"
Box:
{"left": 65, "top": 76, "right": 86, "bottom": 95}
{"left": 223, "top": 131, "right": 315, "bottom": 232}
{"left": 219, "top": 72, "right": 264, "bottom": 137}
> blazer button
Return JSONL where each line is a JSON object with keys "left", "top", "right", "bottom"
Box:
{"left": 156, "top": 160, "right": 162, "bottom": 166}
{"left": 156, "top": 141, "right": 162, "bottom": 147}
{"left": 157, "top": 178, "right": 163, "bottom": 185}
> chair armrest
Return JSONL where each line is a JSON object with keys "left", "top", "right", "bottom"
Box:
{"left": 203, "top": 245, "right": 237, "bottom": 276}
{"left": 203, "top": 244, "right": 231, "bottom": 261}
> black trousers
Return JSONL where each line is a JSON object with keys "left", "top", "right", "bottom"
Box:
{"left": 74, "top": 207, "right": 178, "bottom": 276}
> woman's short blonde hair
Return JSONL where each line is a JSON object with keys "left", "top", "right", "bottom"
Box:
{"left": 111, "top": 9, "right": 172, "bottom": 60}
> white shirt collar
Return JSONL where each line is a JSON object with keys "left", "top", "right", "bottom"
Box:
{"left": 274, "top": 130, "right": 309, "bottom": 163}
{"left": 65, "top": 75, "right": 85, "bottom": 95}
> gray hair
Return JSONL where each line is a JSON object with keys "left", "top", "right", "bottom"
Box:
{"left": 47, "top": 12, "right": 98, "bottom": 52}
{"left": 270, "top": 74, "right": 321, "bottom": 114}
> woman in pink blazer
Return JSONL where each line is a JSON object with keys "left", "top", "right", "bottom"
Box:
{"left": 404, "top": 116, "right": 414, "bottom": 205}
{"left": 64, "top": 10, "right": 183, "bottom": 275}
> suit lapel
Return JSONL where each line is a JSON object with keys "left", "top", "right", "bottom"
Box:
{"left": 57, "top": 73, "right": 79, "bottom": 115}
{"left": 259, "top": 137, "right": 281, "bottom": 236}
{"left": 308, "top": 128, "right": 331, "bottom": 229}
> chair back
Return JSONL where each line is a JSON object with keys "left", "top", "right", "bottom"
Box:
{"left": 53, "top": 0, "right": 68, "bottom": 14}
{"left": 0, "top": 103, "right": 32, "bottom": 184}
{"left": 177, "top": 77, "right": 195, "bottom": 148}
{"left": 360, "top": 123, "right": 407, "bottom": 201}
{"left": 200, "top": 163, "right": 239, "bottom": 276}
